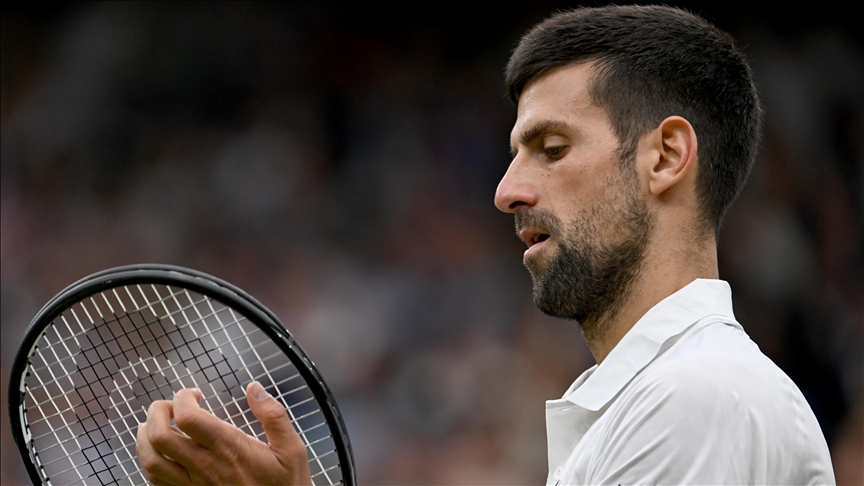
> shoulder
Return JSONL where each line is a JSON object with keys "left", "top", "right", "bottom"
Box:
{"left": 596, "top": 323, "right": 768, "bottom": 452}
{"left": 636, "top": 320, "right": 788, "bottom": 401}
{"left": 606, "top": 331, "right": 762, "bottom": 440}
{"left": 615, "top": 321, "right": 808, "bottom": 438}
{"left": 594, "top": 321, "right": 834, "bottom": 484}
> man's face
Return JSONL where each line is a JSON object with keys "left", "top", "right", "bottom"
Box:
{"left": 494, "top": 63, "right": 652, "bottom": 325}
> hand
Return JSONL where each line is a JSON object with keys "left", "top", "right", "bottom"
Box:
{"left": 136, "top": 382, "right": 312, "bottom": 485}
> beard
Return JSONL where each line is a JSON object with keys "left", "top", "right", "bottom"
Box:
{"left": 516, "top": 166, "right": 652, "bottom": 331}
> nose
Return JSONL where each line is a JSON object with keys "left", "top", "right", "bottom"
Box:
{"left": 494, "top": 158, "right": 538, "bottom": 213}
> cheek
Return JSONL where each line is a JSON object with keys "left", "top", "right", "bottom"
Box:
{"left": 567, "top": 181, "right": 634, "bottom": 232}
{"left": 554, "top": 175, "right": 605, "bottom": 217}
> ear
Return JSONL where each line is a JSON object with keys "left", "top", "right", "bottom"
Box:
{"left": 643, "top": 116, "right": 698, "bottom": 196}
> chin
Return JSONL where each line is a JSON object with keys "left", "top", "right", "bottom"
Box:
{"left": 530, "top": 274, "right": 588, "bottom": 322}
{"left": 523, "top": 248, "right": 555, "bottom": 277}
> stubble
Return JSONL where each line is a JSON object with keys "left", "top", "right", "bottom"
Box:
{"left": 517, "top": 167, "right": 652, "bottom": 340}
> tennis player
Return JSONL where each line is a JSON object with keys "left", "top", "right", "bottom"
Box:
{"left": 136, "top": 5, "right": 835, "bottom": 485}
{"left": 496, "top": 5, "right": 835, "bottom": 485}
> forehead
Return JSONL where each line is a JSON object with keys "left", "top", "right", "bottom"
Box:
{"left": 511, "top": 63, "right": 613, "bottom": 144}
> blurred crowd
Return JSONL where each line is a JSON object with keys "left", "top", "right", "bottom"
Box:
{"left": 1, "top": 3, "right": 861, "bottom": 484}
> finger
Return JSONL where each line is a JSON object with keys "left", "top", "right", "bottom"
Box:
{"left": 173, "top": 388, "right": 240, "bottom": 450}
{"left": 247, "top": 381, "right": 310, "bottom": 469}
{"left": 145, "top": 400, "right": 202, "bottom": 465}
{"left": 136, "top": 423, "right": 192, "bottom": 486}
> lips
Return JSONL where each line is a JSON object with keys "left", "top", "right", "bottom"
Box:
{"left": 514, "top": 209, "right": 559, "bottom": 260}
{"left": 518, "top": 228, "right": 551, "bottom": 259}
{"left": 519, "top": 229, "right": 549, "bottom": 246}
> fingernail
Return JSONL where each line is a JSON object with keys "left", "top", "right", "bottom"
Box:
{"left": 249, "top": 381, "right": 271, "bottom": 401}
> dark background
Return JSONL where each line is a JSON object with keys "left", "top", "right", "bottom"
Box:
{"left": 2, "top": 2, "right": 861, "bottom": 484}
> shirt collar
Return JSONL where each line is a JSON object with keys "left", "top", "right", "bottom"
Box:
{"left": 562, "top": 278, "right": 739, "bottom": 411}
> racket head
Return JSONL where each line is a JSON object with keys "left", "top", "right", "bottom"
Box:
{"left": 8, "top": 264, "right": 355, "bottom": 485}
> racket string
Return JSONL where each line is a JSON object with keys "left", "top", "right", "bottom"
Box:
{"left": 28, "top": 289, "right": 216, "bottom": 376}
{"left": 26, "top": 323, "right": 281, "bottom": 421}
{"left": 27, "top": 354, "right": 308, "bottom": 448}
{"left": 22, "top": 283, "right": 343, "bottom": 486}
{"left": 32, "top": 363, "right": 318, "bottom": 468}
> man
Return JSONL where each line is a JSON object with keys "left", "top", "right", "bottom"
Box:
{"left": 495, "top": 5, "right": 834, "bottom": 485}
{"left": 136, "top": 5, "right": 835, "bottom": 485}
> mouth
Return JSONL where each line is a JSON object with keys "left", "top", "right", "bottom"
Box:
{"left": 519, "top": 227, "right": 550, "bottom": 246}
{"left": 530, "top": 233, "right": 549, "bottom": 245}
{"left": 518, "top": 229, "right": 551, "bottom": 259}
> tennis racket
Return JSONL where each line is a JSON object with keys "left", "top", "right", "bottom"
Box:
{"left": 8, "top": 264, "right": 356, "bottom": 486}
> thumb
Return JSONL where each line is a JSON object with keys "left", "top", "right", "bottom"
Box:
{"left": 246, "top": 381, "right": 307, "bottom": 454}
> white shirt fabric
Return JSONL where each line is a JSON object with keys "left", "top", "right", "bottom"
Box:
{"left": 546, "top": 279, "right": 835, "bottom": 485}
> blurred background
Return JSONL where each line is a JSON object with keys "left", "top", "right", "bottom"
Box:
{"left": 1, "top": 2, "right": 861, "bottom": 484}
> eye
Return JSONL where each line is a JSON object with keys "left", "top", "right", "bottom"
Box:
{"left": 543, "top": 145, "right": 567, "bottom": 161}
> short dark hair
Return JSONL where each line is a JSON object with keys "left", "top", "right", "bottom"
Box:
{"left": 505, "top": 5, "right": 762, "bottom": 233}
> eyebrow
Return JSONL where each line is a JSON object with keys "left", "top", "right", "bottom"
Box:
{"left": 510, "top": 120, "right": 574, "bottom": 157}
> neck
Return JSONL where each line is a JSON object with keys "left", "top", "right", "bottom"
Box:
{"left": 583, "top": 231, "right": 718, "bottom": 364}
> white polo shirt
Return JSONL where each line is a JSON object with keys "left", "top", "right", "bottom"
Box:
{"left": 546, "top": 279, "right": 835, "bottom": 485}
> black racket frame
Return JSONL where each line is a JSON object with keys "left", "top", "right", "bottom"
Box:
{"left": 8, "top": 264, "right": 356, "bottom": 486}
